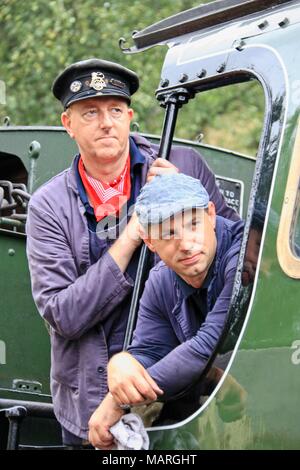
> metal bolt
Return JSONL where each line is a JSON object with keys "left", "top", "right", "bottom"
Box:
{"left": 131, "top": 121, "right": 140, "bottom": 132}
{"left": 179, "top": 73, "right": 188, "bottom": 83}
{"left": 258, "top": 20, "right": 269, "bottom": 30}
{"left": 278, "top": 17, "right": 289, "bottom": 28}
{"left": 197, "top": 69, "right": 206, "bottom": 78}
{"left": 28, "top": 141, "right": 41, "bottom": 160}
{"left": 160, "top": 78, "right": 169, "bottom": 88}
{"left": 3, "top": 116, "right": 10, "bottom": 126}
{"left": 235, "top": 39, "right": 245, "bottom": 51}
{"left": 8, "top": 249, "right": 15, "bottom": 256}
{"left": 217, "top": 63, "right": 226, "bottom": 73}
{"left": 196, "top": 133, "right": 204, "bottom": 143}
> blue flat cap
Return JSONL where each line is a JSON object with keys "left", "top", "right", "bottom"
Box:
{"left": 135, "top": 173, "right": 209, "bottom": 226}
{"left": 52, "top": 58, "right": 139, "bottom": 109}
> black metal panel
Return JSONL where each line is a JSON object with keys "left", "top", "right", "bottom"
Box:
{"left": 131, "top": 0, "right": 294, "bottom": 50}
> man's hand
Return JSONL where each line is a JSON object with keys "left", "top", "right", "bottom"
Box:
{"left": 88, "top": 393, "right": 124, "bottom": 449}
{"left": 147, "top": 158, "right": 179, "bottom": 182}
{"left": 119, "top": 211, "right": 142, "bottom": 249}
{"left": 109, "top": 212, "right": 142, "bottom": 273}
{"left": 108, "top": 352, "right": 163, "bottom": 405}
{"left": 215, "top": 371, "right": 247, "bottom": 422}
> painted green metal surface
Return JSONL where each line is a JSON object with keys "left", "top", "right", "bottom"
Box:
{"left": 1, "top": 0, "right": 300, "bottom": 451}
{"left": 146, "top": 1, "right": 300, "bottom": 450}
{"left": 0, "top": 127, "right": 76, "bottom": 191}
{"left": 0, "top": 233, "right": 51, "bottom": 396}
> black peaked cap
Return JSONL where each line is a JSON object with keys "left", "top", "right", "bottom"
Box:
{"left": 52, "top": 58, "right": 139, "bottom": 108}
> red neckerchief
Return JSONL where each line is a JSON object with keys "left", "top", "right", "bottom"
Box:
{"left": 78, "top": 156, "right": 131, "bottom": 221}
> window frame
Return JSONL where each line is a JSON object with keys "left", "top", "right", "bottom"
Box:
{"left": 148, "top": 43, "right": 288, "bottom": 425}
{"left": 277, "top": 119, "right": 300, "bottom": 278}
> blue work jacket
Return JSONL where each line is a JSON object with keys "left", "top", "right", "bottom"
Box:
{"left": 129, "top": 216, "right": 244, "bottom": 399}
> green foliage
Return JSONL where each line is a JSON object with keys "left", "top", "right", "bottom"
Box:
{"left": 0, "top": 0, "right": 263, "bottom": 155}
{"left": 176, "top": 80, "right": 264, "bottom": 156}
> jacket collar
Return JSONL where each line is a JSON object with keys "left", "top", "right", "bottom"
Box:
{"left": 174, "top": 259, "right": 215, "bottom": 299}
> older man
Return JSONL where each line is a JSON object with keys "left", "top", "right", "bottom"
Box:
{"left": 26, "top": 58, "right": 238, "bottom": 447}
{"left": 88, "top": 173, "right": 244, "bottom": 449}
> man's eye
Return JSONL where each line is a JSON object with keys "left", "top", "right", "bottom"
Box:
{"left": 84, "top": 109, "right": 97, "bottom": 118}
{"left": 192, "top": 219, "right": 201, "bottom": 227}
{"left": 110, "top": 107, "right": 123, "bottom": 117}
{"left": 162, "top": 231, "right": 175, "bottom": 239}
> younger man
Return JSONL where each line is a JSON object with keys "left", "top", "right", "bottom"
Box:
{"left": 88, "top": 173, "right": 244, "bottom": 449}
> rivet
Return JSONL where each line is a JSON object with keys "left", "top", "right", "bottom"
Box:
{"left": 8, "top": 249, "right": 15, "bottom": 256}
{"left": 217, "top": 63, "right": 226, "bottom": 73}
{"left": 160, "top": 78, "right": 169, "bottom": 88}
{"left": 278, "top": 17, "right": 289, "bottom": 28}
{"left": 258, "top": 20, "right": 269, "bottom": 30}
{"left": 235, "top": 39, "right": 245, "bottom": 51}
{"left": 197, "top": 69, "right": 206, "bottom": 78}
{"left": 179, "top": 73, "right": 188, "bottom": 83}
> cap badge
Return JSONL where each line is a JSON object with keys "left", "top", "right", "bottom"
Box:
{"left": 90, "top": 72, "right": 107, "bottom": 91}
{"left": 70, "top": 80, "right": 82, "bottom": 93}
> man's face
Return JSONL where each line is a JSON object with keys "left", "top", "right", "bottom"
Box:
{"left": 145, "top": 205, "right": 217, "bottom": 287}
{"left": 61, "top": 96, "right": 133, "bottom": 164}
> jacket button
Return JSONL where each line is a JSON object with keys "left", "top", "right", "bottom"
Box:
{"left": 97, "top": 366, "right": 105, "bottom": 374}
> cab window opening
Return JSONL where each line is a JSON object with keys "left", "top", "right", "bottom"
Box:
{"left": 142, "top": 77, "right": 266, "bottom": 428}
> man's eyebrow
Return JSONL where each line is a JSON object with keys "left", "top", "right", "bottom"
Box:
{"left": 192, "top": 213, "right": 203, "bottom": 222}
{"left": 80, "top": 105, "right": 97, "bottom": 112}
{"left": 183, "top": 216, "right": 197, "bottom": 224}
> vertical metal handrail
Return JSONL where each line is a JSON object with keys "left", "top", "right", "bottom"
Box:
{"left": 123, "top": 88, "right": 192, "bottom": 348}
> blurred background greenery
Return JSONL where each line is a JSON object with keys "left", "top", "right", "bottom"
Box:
{"left": 0, "top": 0, "right": 264, "bottom": 155}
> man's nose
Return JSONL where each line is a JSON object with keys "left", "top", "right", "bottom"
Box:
{"left": 179, "top": 231, "right": 196, "bottom": 252}
{"left": 100, "top": 111, "right": 113, "bottom": 128}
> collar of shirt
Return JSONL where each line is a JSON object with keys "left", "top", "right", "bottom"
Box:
{"left": 129, "top": 135, "right": 145, "bottom": 175}
{"left": 75, "top": 136, "right": 145, "bottom": 217}
{"left": 173, "top": 255, "right": 215, "bottom": 299}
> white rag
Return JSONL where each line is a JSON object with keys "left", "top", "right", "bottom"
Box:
{"left": 109, "top": 412, "right": 149, "bottom": 450}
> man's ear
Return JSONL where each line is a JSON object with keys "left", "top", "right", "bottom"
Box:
{"left": 139, "top": 226, "right": 156, "bottom": 253}
{"left": 128, "top": 108, "right": 134, "bottom": 121}
{"left": 61, "top": 111, "right": 75, "bottom": 139}
{"left": 143, "top": 238, "right": 156, "bottom": 253}
{"left": 207, "top": 201, "right": 216, "bottom": 230}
